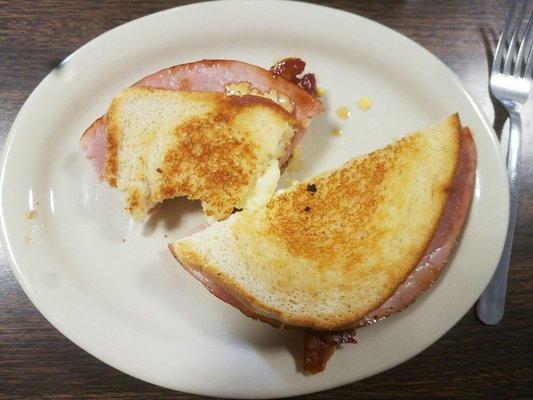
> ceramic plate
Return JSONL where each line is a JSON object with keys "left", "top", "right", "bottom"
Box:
{"left": 0, "top": 1, "right": 508, "bottom": 398}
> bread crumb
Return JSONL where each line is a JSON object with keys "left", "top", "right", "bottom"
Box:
{"left": 330, "top": 128, "right": 342, "bottom": 137}
{"left": 357, "top": 96, "right": 372, "bottom": 111}
{"left": 316, "top": 86, "right": 326, "bottom": 97}
{"left": 336, "top": 106, "right": 350, "bottom": 119}
{"left": 25, "top": 235, "right": 33, "bottom": 244}
{"left": 25, "top": 210, "right": 37, "bottom": 221}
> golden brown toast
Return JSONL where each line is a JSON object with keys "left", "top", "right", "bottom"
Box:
{"left": 104, "top": 87, "right": 295, "bottom": 220}
{"left": 170, "top": 114, "right": 462, "bottom": 330}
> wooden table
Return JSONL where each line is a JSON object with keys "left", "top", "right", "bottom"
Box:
{"left": 1, "top": 1, "right": 531, "bottom": 398}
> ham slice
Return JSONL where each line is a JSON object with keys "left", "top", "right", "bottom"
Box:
{"left": 80, "top": 59, "right": 323, "bottom": 175}
{"left": 134, "top": 60, "right": 321, "bottom": 122}
{"left": 80, "top": 116, "right": 107, "bottom": 175}
{"left": 356, "top": 127, "right": 477, "bottom": 326}
{"left": 176, "top": 127, "right": 477, "bottom": 373}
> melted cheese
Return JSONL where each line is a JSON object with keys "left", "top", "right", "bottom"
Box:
{"left": 242, "top": 160, "right": 280, "bottom": 210}
{"left": 224, "top": 82, "right": 294, "bottom": 113}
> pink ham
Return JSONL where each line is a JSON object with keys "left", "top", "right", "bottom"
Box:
{"left": 80, "top": 117, "right": 107, "bottom": 175}
{"left": 133, "top": 60, "right": 322, "bottom": 122}
{"left": 80, "top": 59, "right": 323, "bottom": 175}
{"left": 355, "top": 127, "right": 477, "bottom": 327}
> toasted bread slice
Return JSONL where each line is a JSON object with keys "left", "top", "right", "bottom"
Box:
{"left": 170, "top": 114, "right": 462, "bottom": 330}
{"left": 104, "top": 87, "right": 295, "bottom": 220}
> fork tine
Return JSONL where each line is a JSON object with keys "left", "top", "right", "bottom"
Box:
{"left": 525, "top": 46, "right": 533, "bottom": 78}
{"left": 494, "top": 0, "right": 521, "bottom": 74}
{"left": 516, "top": 11, "right": 533, "bottom": 77}
{"left": 503, "top": 0, "right": 528, "bottom": 75}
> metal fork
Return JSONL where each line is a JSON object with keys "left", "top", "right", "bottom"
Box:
{"left": 477, "top": 0, "right": 533, "bottom": 325}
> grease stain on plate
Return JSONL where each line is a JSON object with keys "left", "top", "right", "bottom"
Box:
{"left": 336, "top": 106, "right": 350, "bottom": 119}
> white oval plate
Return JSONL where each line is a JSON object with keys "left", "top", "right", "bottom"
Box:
{"left": 0, "top": 1, "right": 508, "bottom": 398}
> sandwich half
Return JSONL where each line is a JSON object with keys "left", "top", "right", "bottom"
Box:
{"left": 102, "top": 87, "right": 296, "bottom": 220}
{"left": 169, "top": 114, "right": 476, "bottom": 372}
{"left": 80, "top": 59, "right": 323, "bottom": 220}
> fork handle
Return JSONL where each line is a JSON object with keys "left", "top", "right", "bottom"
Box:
{"left": 476, "top": 111, "right": 522, "bottom": 325}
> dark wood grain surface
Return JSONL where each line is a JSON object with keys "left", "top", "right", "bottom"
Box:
{"left": 1, "top": 1, "right": 532, "bottom": 399}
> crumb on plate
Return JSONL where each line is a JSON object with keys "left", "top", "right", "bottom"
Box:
{"left": 357, "top": 96, "right": 372, "bottom": 111}
{"left": 25, "top": 210, "right": 37, "bottom": 221}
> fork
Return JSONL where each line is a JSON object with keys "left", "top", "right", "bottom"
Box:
{"left": 476, "top": 0, "right": 532, "bottom": 325}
